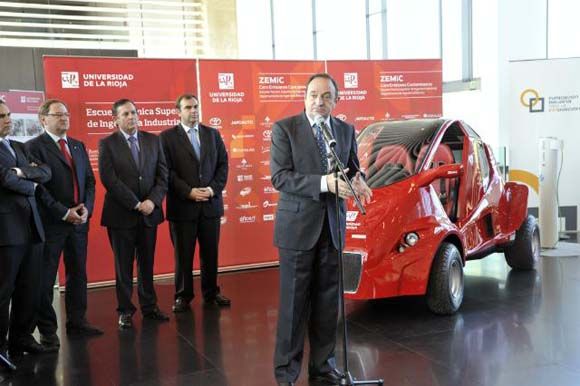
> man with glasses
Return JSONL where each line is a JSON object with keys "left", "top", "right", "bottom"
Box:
{"left": 27, "top": 99, "right": 102, "bottom": 350}
{"left": 0, "top": 100, "right": 53, "bottom": 369}
{"left": 270, "top": 73, "right": 372, "bottom": 386}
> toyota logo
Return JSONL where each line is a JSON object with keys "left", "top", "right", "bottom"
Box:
{"left": 209, "top": 117, "right": 222, "bottom": 126}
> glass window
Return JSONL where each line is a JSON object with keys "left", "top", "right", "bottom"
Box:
{"left": 442, "top": 0, "right": 462, "bottom": 81}
{"left": 272, "top": 0, "right": 313, "bottom": 59}
{"left": 548, "top": 0, "right": 580, "bottom": 58}
{"left": 475, "top": 141, "right": 490, "bottom": 190}
{"left": 386, "top": 0, "right": 440, "bottom": 59}
{"left": 315, "top": 0, "right": 366, "bottom": 59}
{"left": 237, "top": 0, "right": 273, "bottom": 59}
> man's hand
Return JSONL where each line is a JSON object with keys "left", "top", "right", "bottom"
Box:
{"left": 352, "top": 171, "right": 373, "bottom": 205}
{"left": 65, "top": 204, "right": 85, "bottom": 225}
{"left": 76, "top": 203, "right": 89, "bottom": 223}
{"left": 326, "top": 168, "right": 353, "bottom": 199}
{"left": 10, "top": 167, "right": 24, "bottom": 178}
{"left": 138, "top": 199, "right": 155, "bottom": 215}
{"left": 188, "top": 187, "right": 211, "bottom": 202}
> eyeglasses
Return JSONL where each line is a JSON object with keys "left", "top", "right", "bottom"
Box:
{"left": 46, "top": 113, "right": 70, "bottom": 118}
{"left": 0, "top": 112, "right": 11, "bottom": 119}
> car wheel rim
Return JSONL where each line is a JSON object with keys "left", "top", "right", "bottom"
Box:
{"left": 532, "top": 229, "right": 540, "bottom": 261}
{"left": 449, "top": 259, "right": 463, "bottom": 303}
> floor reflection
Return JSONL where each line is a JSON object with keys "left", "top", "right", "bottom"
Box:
{"left": 2, "top": 252, "right": 580, "bottom": 386}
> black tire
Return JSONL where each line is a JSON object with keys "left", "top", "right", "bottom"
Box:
{"left": 505, "top": 215, "right": 540, "bottom": 270}
{"left": 426, "top": 242, "right": 464, "bottom": 315}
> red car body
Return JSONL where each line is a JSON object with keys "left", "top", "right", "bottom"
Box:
{"left": 343, "top": 119, "right": 533, "bottom": 311}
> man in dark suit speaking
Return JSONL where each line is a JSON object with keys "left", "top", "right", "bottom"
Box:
{"left": 270, "top": 74, "right": 372, "bottom": 386}
{"left": 98, "top": 99, "right": 169, "bottom": 328}
{"left": 27, "top": 99, "right": 102, "bottom": 349}
{"left": 160, "top": 94, "right": 229, "bottom": 312}
{"left": 0, "top": 100, "right": 53, "bottom": 368}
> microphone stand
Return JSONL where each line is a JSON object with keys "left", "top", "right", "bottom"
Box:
{"left": 0, "top": 352, "right": 16, "bottom": 371}
{"left": 326, "top": 143, "right": 383, "bottom": 386}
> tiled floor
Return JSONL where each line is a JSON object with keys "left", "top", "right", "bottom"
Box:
{"left": 2, "top": 250, "right": 580, "bottom": 385}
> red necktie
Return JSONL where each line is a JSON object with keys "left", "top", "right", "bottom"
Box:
{"left": 58, "top": 139, "right": 79, "bottom": 203}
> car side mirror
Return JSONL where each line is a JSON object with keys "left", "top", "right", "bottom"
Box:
{"left": 417, "top": 163, "right": 464, "bottom": 187}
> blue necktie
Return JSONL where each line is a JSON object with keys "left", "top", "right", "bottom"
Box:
{"left": 1, "top": 139, "right": 15, "bottom": 159}
{"left": 128, "top": 135, "right": 139, "bottom": 166}
{"left": 190, "top": 128, "right": 200, "bottom": 159}
{"left": 314, "top": 124, "right": 327, "bottom": 173}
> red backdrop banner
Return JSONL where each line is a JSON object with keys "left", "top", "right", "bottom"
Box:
{"left": 43, "top": 57, "right": 442, "bottom": 285}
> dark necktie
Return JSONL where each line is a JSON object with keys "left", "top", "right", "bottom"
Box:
{"left": 314, "top": 124, "right": 327, "bottom": 173}
{"left": 1, "top": 139, "right": 15, "bottom": 159}
{"left": 128, "top": 135, "right": 139, "bottom": 166}
{"left": 58, "top": 138, "right": 79, "bottom": 203}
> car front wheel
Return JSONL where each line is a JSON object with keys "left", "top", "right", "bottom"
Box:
{"left": 426, "top": 242, "right": 464, "bottom": 315}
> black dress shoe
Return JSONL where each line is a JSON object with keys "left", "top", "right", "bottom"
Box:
{"left": 118, "top": 313, "right": 133, "bottom": 329}
{"left": 172, "top": 298, "right": 190, "bottom": 313}
{"left": 204, "top": 293, "right": 231, "bottom": 307}
{"left": 40, "top": 333, "right": 60, "bottom": 348}
{"left": 67, "top": 322, "right": 104, "bottom": 337}
{"left": 309, "top": 368, "right": 344, "bottom": 385}
{"left": 9, "top": 339, "right": 58, "bottom": 356}
{"left": 143, "top": 307, "right": 170, "bottom": 321}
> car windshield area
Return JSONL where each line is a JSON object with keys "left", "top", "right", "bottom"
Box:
{"left": 357, "top": 119, "right": 443, "bottom": 188}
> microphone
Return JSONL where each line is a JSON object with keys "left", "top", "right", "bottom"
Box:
{"left": 314, "top": 115, "right": 336, "bottom": 148}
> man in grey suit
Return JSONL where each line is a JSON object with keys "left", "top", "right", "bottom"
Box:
{"left": 98, "top": 99, "right": 169, "bottom": 329}
{"left": 270, "top": 73, "right": 372, "bottom": 386}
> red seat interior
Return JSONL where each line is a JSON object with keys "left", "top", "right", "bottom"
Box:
{"left": 421, "top": 143, "right": 457, "bottom": 218}
{"left": 373, "top": 145, "right": 413, "bottom": 174}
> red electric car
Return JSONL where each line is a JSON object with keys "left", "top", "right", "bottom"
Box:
{"left": 343, "top": 119, "right": 539, "bottom": 314}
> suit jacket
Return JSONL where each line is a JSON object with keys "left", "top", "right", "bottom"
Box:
{"left": 0, "top": 139, "right": 51, "bottom": 245}
{"left": 270, "top": 112, "right": 360, "bottom": 251}
{"left": 98, "top": 130, "right": 168, "bottom": 228}
{"left": 26, "top": 133, "right": 95, "bottom": 232}
{"left": 160, "top": 123, "right": 228, "bottom": 221}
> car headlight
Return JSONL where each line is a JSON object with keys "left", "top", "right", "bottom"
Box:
{"left": 404, "top": 232, "right": 419, "bottom": 247}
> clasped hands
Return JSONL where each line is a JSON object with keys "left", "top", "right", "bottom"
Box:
{"left": 189, "top": 187, "right": 213, "bottom": 202}
{"left": 65, "top": 203, "right": 89, "bottom": 225}
{"left": 325, "top": 169, "right": 373, "bottom": 205}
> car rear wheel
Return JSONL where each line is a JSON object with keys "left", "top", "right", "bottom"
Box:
{"left": 426, "top": 242, "right": 464, "bottom": 315}
{"left": 505, "top": 215, "right": 540, "bottom": 270}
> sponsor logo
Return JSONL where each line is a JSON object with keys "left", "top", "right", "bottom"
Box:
{"left": 232, "top": 147, "right": 256, "bottom": 153}
{"left": 260, "top": 175, "right": 271, "bottom": 180}
{"left": 232, "top": 133, "right": 254, "bottom": 140}
{"left": 264, "top": 116, "right": 271, "bottom": 123}
{"left": 344, "top": 72, "right": 358, "bottom": 89}
{"left": 220, "top": 216, "right": 227, "bottom": 225}
{"left": 235, "top": 158, "right": 253, "bottom": 170}
{"left": 209, "top": 117, "right": 222, "bottom": 126}
{"left": 222, "top": 189, "right": 227, "bottom": 198}
{"left": 261, "top": 145, "right": 270, "bottom": 153}
{"left": 346, "top": 211, "right": 359, "bottom": 222}
{"left": 236, "top": 202, "right": 258, "bottom": 210}
{"left": 336, "top": 114, "right": 347, "bottom": 121}
{"left": 263, "top": 200, "right": 277, "bottom": 208}
{"left": 263, "top": 186, "right": 278, "bottom": 194}
{"left": 263, "top": 214, "right": 275, "bottom": 221}
{"left": 259, "top": 160, "right": 270, "bottom": 166}
{"left": 239, "top": 215, "right": 256, "bottom": 223}
{"left": 239, "top": 187, "right": 252, "bottom": 196}
{"left": 61, "top": 72, "right": 80, "bottom": 88}
{"left": 218, "top": 73, "right": 234, "bottom": 90}
{"left": 354, "top": 116, "right": 375, "bottom": 122}
{"left": 223, "top": 204, "right": 229, "bottom": 210}
{"left": 236, "top": 174, "right": 253, "bottom": 182}
{"left": 520, "top": 88, "right": 544, "bottom": 113}
{"left": 262, "top": 130, "right": 272, "bottom": 141}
